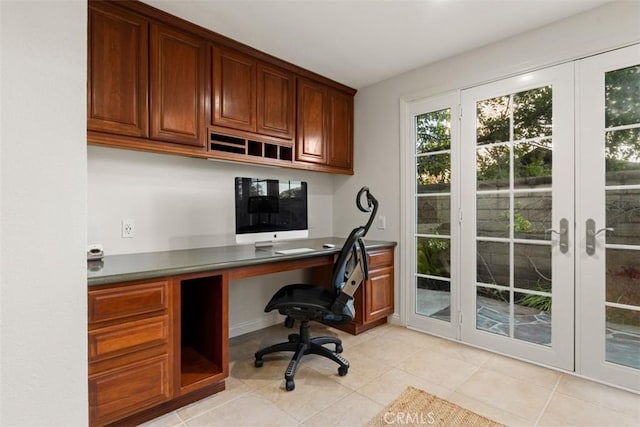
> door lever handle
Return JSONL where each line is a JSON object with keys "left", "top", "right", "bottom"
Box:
{"left": 587, "top": 227, "right": 614, "bottom": 236}
{"left": 586, "top": 219, "right": 613, "bottom": 256}
{"left": 546, "top": 218, "right": 569, "bottom": 253}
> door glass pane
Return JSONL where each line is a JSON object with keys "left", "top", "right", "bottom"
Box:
{"left": 416, "top": 109, "right": 451, "bottom": 153}
{"left": 514, "top": 140, "right": 553, "bottom": 188}
{"left": 477, "top": 193, "right": 509, "bottom": 238}
{"left": 515, "top": 291, "right": 552, "bottom": 346}
{"left": 513, "top": 192, "right": 552, "bottom": 240}
{"left": 417, "top": 237, "right": 450, "bottom": 277}
{"left": 606, "top": 189, "right": 640, "bottom": 246}
{"left": 606, "top": 249, "right": 640, "bottom": 306}
{"left": 476, "top": 286, "right": 510, "bottom": 337}
{"left": 477, "top": 145, "right": 510, "bottom": 190}
{"left": 477, "top": 96, "right": 510, "bottom": 144}
{"left": 605, "top": 128, "right": 640, "bottom": 186}
{"left": 514, "top": 243, "right": 552, "bottom": 292}
{"left": 606, "top": 306, "right": 640, "bottom": 369}
{"left": 416, "top": 277, "right": 451, "bottom": 321}
{"left": 477, "top": 241, "right": 509, "bottom": 287}
{"left": 417, "top": 153, "right": 451, "bottom": 193}
{"left": 475, "top": 84, "right": 555, "bottom": 346}
{"left": 605, "top": 65, "right": 640, "bottom": 127}
{"left": 417, "top": 196, "right": 450, "bottom": 235}
{"left": 514, "top": 86, "right": 552, "bottom": 140}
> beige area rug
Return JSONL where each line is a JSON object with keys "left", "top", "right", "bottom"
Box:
{"left": 367, "top": 386, "right": 505, "bottom": 427}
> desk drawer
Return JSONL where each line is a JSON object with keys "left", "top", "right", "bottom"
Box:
{"left": 367, "top": 248, "right": 394, "bottom": 269}
{"left": 89, "top": 315, "right": 169, "bottom": 362}
{"left": 89, "top": 280, "right": 168, "bottom": 324}
{"left": 89, "top": 354, "right": 170, "bottom": 426}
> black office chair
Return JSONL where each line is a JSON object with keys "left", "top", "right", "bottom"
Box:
{"left": 254, "top": 187, "right": 379, "bottom": 391}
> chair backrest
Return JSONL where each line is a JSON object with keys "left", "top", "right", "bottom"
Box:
{"left": 326, "top": 187, "right": 378, "bottom": 323}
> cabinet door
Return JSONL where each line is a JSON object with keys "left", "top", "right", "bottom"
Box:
{"left": 88, "top": 3, "right": 148, "bottom": 137}
{"left": 213, "top": 47, "right": 256, "bottom": 132}
{"left": 364, "top": 266, "right": 394, "bottom": 323}
{"left": 327, "top": 89, "right": 353, "bottom": 170}
{"left": 150, "top": 24, "right": 206, "bottom": 147}
{"left": 257, "top": 63, "right": 295, "bottom": 140}
{"left": 296, "top": 78, "right": 327, "bottom": 164}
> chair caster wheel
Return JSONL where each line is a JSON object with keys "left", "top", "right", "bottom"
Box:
{"left": 254, "top": 359, "right": 263, "bottom": 368}
{"left": 338, "top": 366, "right": 348, "bottom": 376}
{"left": 335, "top": 344, "right": 343, "bottom": 353}
{"left": 285, "top": 380, "right": 295, "bottom": 391}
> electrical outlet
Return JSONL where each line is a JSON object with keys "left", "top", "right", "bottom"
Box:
{"left": 121, "top": 219, "right": 135, "bottom": 238}
{"left": 377, "top": 215, "right": 386, "bottom": 230}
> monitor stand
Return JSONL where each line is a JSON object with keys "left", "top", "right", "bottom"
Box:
{"left": 254, "top": 240, "right": 274, "bottom": 249}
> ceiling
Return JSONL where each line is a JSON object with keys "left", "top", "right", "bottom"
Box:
{"left": 144, "top": 0, "right": 611, "bottom": 89}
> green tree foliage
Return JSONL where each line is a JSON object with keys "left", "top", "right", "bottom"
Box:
{"left": 605, "top": 65, "right": 640, "bottom": 174}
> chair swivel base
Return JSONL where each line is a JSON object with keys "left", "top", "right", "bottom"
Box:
{"left": 254, "top": 320, "right": 349, "bottom": 391}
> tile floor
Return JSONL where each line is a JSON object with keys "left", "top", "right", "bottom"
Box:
{"left": 141, "top": 323, "right": 640, "bottom": 427}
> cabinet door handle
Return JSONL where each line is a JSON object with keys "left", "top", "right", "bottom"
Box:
{"left": 545, "top": 218, "right": 569, "bottom": 253}
{"left": 585, "top": 218, "right": 614, "bottom": 256}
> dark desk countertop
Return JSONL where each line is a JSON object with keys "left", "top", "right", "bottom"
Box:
{"left": 88, "top": 237, "right": 397, "bottom": 286}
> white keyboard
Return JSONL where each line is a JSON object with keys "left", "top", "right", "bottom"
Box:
{"left": 275, "top": 248, "right": 315, "bottom": 255}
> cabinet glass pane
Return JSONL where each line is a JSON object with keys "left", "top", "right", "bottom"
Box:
{"left": 417, "top": 153, "right": 451, "bottom": 193}
{"left": 417, "top": 195, "right": 451, "bottom": 235}
{"left": 605, "top": 128, "right": 640, "bottom": 186}
{"left": 416, "top": 277, "right": 450, "bottom": 321}
{"left": 514, "top": 86, "right": 552, "bottom": 140}
{"left": 605, "top": 65, "right": 640, "bottom": 128}
{"left": 415, "top": 108, "right": 451, "bottom": 154}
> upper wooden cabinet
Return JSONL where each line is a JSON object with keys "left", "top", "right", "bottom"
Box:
{"left": 296, "top": 78, "right": 353, "bottom": 172}
{"left": 87, "top": 2, "right": 148, "bottom": 137}
{"left": 212, "top": 46, "right": 295, "bottom": 141}
{"left": 87, "top": 0, "right": 354, "bottom": 174}
{"left": 150, "top": 24, "right": 207, "bottom": 147}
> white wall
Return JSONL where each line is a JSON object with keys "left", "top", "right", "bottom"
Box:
{"left": 333, "top": 1, "right": 640, "bottom": 320}
{"left": 0, "top": 1, "right": 87, "bottom": 426}
{"left": 88, "top": 147, "right": 334, "bottom": 254}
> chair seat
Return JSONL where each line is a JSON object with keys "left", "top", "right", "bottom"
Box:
{"left": 265, "top": 284, "right": 350, "bottom": 324}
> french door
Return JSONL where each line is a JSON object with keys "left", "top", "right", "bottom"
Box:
{"left": 459, "top": 63, "right": 575, "bottom": 370}
{"left": 578, "top": 45, "right": 640, "bottom": 390}
{"left": 405, "top": 45, "right": 640, "bottom": 390}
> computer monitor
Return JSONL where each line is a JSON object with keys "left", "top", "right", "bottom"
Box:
{"left": 234, "top": 177, "right": 308, "bottom": 246}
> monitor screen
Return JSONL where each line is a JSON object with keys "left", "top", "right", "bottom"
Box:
{"left": 234, "top": 177, "right": 308, "bottom": 245}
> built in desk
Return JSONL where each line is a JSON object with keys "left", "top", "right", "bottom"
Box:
{"left": 87, "top": 237, "right": 396, "bottom": 426}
